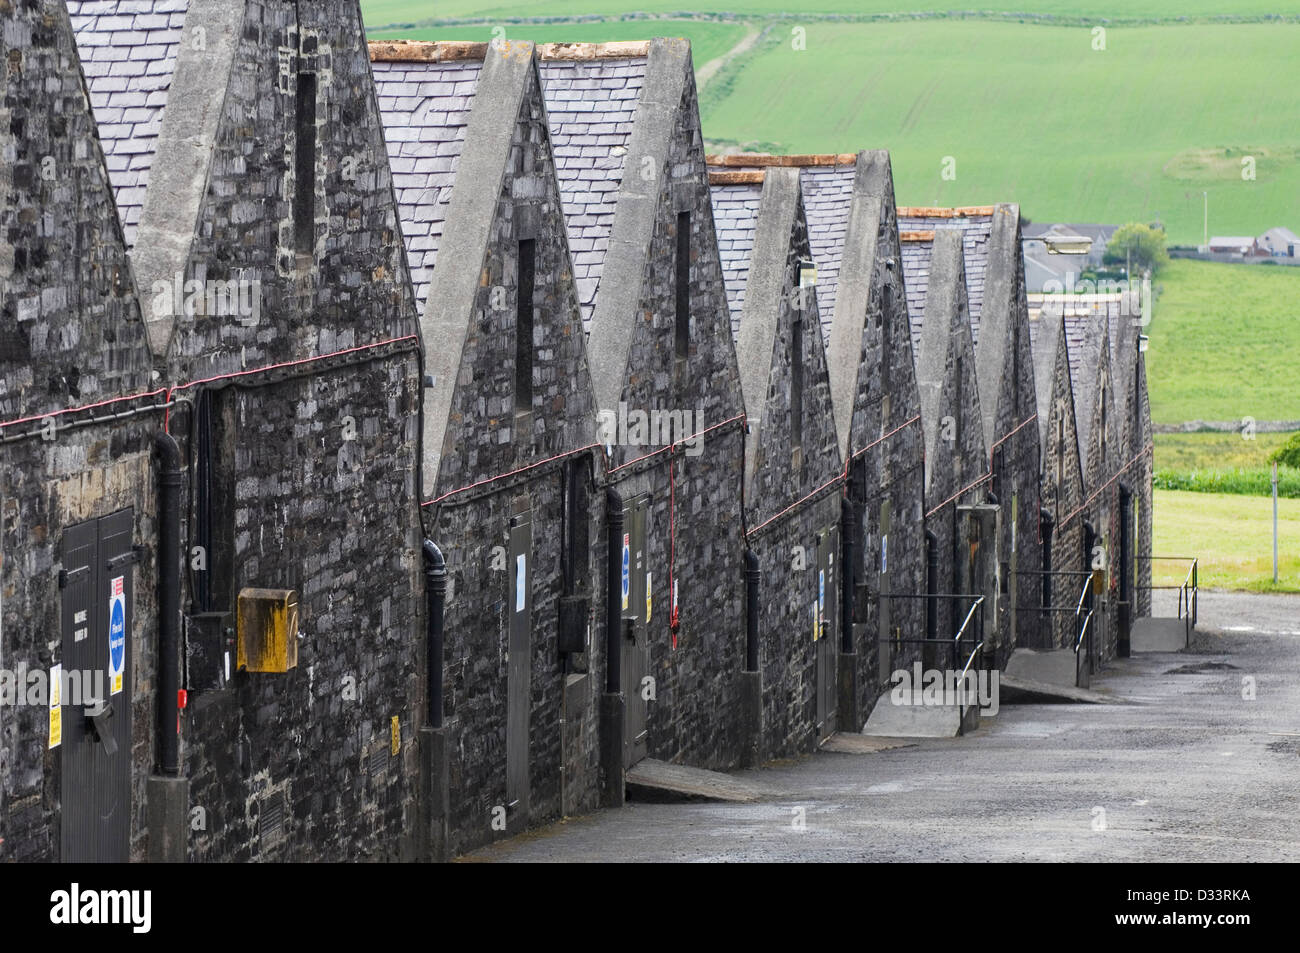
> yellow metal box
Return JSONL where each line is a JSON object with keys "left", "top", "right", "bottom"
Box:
{"left": 236, "top": 588, "right": 300, "bottom": 673}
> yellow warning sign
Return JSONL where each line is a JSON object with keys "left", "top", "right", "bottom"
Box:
{"left": 48, "top": 665, "right": 62, "bottom": 749}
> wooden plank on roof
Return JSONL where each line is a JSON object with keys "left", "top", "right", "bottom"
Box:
{"left": 368, "top": 40, "right": 489, "bottom": 62}
{"left": 537, "top": 40, "right": 652, "bottom": 59}
{"left": 709, "top": 170, "right": 765, "bottom": 185}
{"left": 704, "top": 153, "right": 858, "bottom": 168}
{"left": 896, "top": 206, "right": 996, "bottom": 218}
{"left": 899, "top": 230, "right": 936, "bottom": 242}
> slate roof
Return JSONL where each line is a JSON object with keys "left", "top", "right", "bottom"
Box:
{"left": 1061, "top": 304, "right": 1109, "bottom": 455}
{"left": 897, "top": 208, "right": 994, "bottom": 352}
{"left": 371, "top": 58, "right": 483, "bottom": 313}
{"left": 538, "top": 56, "right": 647, "bottom": 330}
{"left": 799, "top": 166, "right": 856, "bottom": 343}
{"left": 709, "top": 181, "right": 762, "bottom": 339}
{"left": 1026, "top": 311, "right": 1062, "bottom": 454}
{"left": 67, "top": 0, "right": 189, "bottom": 249}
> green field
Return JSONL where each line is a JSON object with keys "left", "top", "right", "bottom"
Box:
{"left": 369, "top": 20, "right": 747, "bottom": 66}
{"left": 361, "top": 2, "right": 1300, "bottom": 25}
{"left": 696, "top": 22, "right": 1300, "bottom": 246}
{"left": 1154, "top": 489, "right": 1299, "bottom": 592}
{"left": 364, "top": 7, "right": 1300, "bottom": 246}
{"left": 1146, "top": 260, "right": 1300, "bottom": 424}
{"left": 1153, "top": 431, "right": 1294, "bottom": 470}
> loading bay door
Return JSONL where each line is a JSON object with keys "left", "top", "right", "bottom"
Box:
{"left": 507, "top": 513, "right": 532, "bottom": 824}
{"left": 622, "top": 494, "right": 650, "bottom": 770}
{"left": 815, "top": 526, "right": 838, "bottom": 738}
{"left": 60, "top": 509, "right": 134, "bottom": 863}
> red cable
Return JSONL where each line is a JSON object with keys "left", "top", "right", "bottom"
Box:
{"left": 0, "top": 335, "right": 420, "bottom": 434}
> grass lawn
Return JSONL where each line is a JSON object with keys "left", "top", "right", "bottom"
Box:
{"left": 360, "top": 2, "right": 1300, "bottom": 27}
{"left": 1146, "top": 260, "right": 1300, "bottom": 424}
{"left": 367, "top": 20, "right": 748, "bottom": 67}
{"left": 1153, "top": 489, "right": 1300, "bottom": 592}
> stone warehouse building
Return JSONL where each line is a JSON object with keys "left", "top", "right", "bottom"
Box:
{"left": 0, "top": 0, "right": 159, "bottom": 861}
{"left": 898, "top": 205, "right": 1042, "bottom": 669}
{"left": 2, "top": 7, "right": 1155, "bottom": 862}
{"left": 370, "top": 38, "right": 604, "bottom": 858}
{"left": 535, "top": 39, "right": 752, "bottom": 789}
{"left": 58, "top": 0, "right": 427, "bottom": 863}
{"left": 1027, "top": 310, "right": 1089, "bottom": 651}
{"left": 901, "top": 229, "right": 994, "bottom": 658}
{"left": 707, "top": 150, "right": 928, "bottom": 730}
{"left": 710, "top": 164, "right": 846, "bottom": 754}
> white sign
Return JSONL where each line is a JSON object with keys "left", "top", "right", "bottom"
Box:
{"left": 515, "top": 555, "right": 527, "bottom": 613}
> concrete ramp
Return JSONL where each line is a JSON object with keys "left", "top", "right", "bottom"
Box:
{"left": 999, "top": 673, "right": 1120, "bottom": 705}
{"left": 1006, "top": 647, "right": 1077, "bottom": 687}
{"left": 862, "top": 692, "right": 970, "bottom": 738}
{"left": 625, "top": 759, "right": 773, "bottom": 803}
{"left": 819, "top": 733, "right": 917, "bottom": 754}
{"left": 1132, "top": 617, "right": 1189, "bottom": 653}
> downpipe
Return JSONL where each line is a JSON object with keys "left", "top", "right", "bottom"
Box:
{"left": 154, "top": 431, "right": 183, "bottom": 776}
{"left": 422, "top": 540, "right": 446, "bottom": 728}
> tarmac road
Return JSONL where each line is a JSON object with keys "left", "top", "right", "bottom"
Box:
{"left": 469, "top": 590, "right": 1300, "bottom": 862}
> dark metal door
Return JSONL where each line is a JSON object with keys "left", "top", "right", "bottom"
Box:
{"left": 815, "top": 527, "right": 838, "bottom": 737}
{"left": 876, "top": 499, "right": 892, "bottom": 680}
{"left": 60, "top": 508, "right": 134, "bottom": 862}
{"left": 506, "top": 514, "right": 532, "bottom": 821}
{"left": 621, "top": 494, "right": 649, "bottom": 769}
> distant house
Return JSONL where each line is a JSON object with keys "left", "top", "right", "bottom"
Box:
{"left": 1208, "top": 236, "right": 1259, "bottom": 256}
{"left": 1257, "top": 227, "right": 1299, "bottom": 258}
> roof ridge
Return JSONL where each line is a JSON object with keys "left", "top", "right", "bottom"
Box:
{"left": 706, "top": 153, "right": 858, "bottom": 168}
{"left": 897, "top": 205, "right": 996, "bottom": 218}
{"left": 368, "top": 39, "right": 654, "bottom": 62}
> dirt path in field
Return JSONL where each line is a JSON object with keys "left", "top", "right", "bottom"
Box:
{"left": 695, "top": 23, "right": 765, "bottom": 91}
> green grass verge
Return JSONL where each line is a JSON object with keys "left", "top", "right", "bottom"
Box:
{"left": 1146, "top": 260, "right": 1300, "bottom": 423}
{"left": 1154, "top": 489, "right": 1299, "bottom": 592}
{"left": 1154, "top": 467, "right": 1300, "bottom": 497}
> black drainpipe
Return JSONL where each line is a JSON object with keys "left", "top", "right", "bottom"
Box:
{"left": 605, "top": 488, "right": 624, "bottom": 694}
{"left": 925, "top": 529, "right": 939, "bottom": 643}
{"left": 744, "top": 549, "right": 760, "bottom": 671}
{"left": 1040, "top": 508, "right": 1055, "bottom": 610}
{"left": 154, "top": 432, "right": 183, "bottom": 777}
{"left": 422, "top": 540, "right": 446, "bottom": 729}
{"left": 839, "top": 496, "right": 855, "bottom": 654}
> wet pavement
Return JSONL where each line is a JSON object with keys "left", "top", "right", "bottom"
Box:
{"left": 469, "top": 591, "right": 1300, "bottom": 862}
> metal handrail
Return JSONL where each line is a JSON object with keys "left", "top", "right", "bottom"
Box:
{"left": 1073, "top": 609, "right": 1094, "bottom": 655}
{"left": 956, "top": 639, "right": 985, "bottom": 729}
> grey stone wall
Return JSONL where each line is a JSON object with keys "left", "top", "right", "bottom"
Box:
{"left": 743, "top": 185, "right": 845, "bottom": 758}
{"left": 597, "top": 53, "right": 749, "bottom": 773}
{"left": 0, "top": 0, "right": 158, "bottom": 861}
{"left": 426, "top": 55, "right": 601, "bottom": 858}
{"left": 159, "top": 0, "right": 426, "bottom": 861}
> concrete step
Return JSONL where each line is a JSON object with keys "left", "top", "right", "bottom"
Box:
{"left": 1132, "top": 616, "right": 1190, "bottom": 653}
{"left": 862, "top": 691, "right": 971, "bottom": 738}
{"left": 1005, "top": 647, "right": 1077, "bottom": 687}
{"left": 819, "top": 733, "right": 917, "bottom": 754}
{"left": 625, "top": 759, "right": 773, "bottom": 803}
{"left": 999, "top": 673, "right": 1121, "bottom": 705}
